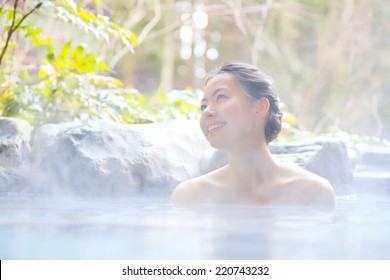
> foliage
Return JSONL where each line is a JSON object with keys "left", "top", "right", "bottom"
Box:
{"left": 0, "top": 0, "right": 140, "bottom": 126}
{"left": 42, "top": 0, "right": 137, "bottom": 49}
{"left": 0, "top": 0, "right": 43, "bottom": 65}
{"left": 276, "top": 102, "right": 316, "bottom": 142}
{"left": 147, "top": 89, "right": 201, "bottom": 122}
{"left": 0, "top": 0, "right": 201, "bottom": 127}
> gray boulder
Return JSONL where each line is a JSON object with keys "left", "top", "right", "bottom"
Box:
{"left": 353, "top": 149, "right": 390, "bottom": 194}
{"left": 31, "top": 120, "right": 210, "bottom": 196}
{"left": 201, "top": 138, "right": 353, "bottom": 195}
{"left": 0, "top": 117, "right": 31, "bottom": 167}
{"left": 0, "top": 166, "right": 40, "bottom": 196}
{"left": 0, "top": 117, "right": 351, "bottom": 197}
{"left": 300, "top": 139, "right": 353, "bottom": 195}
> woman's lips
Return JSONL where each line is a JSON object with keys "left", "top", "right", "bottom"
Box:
{"left": 207, "top": 122, "right": 226, "bottom": 134}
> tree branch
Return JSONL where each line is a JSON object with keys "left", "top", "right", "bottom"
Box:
{"left": 13, "top": 2, "right": 42, "bottom": 31}
{"left": 0, "top": 1, "right": 42, "bottom": 66}
{"left": 109, "top": 0, "right": 161, "bottom": 69}
{"left": 137, "top": 0, "right": 161, "bottom": 44}
{"left": 225, "top": 0, "right": 248, "bottom": 36}
{"left": 0, "top": 0, "right": 19, "bottom": 66}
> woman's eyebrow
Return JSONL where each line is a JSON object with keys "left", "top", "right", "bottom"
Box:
{"left": 201, "top": 88, "right": 227, "bottom": 102}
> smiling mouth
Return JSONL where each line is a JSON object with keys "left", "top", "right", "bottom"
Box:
{"left": 207, "top": 123, "right": 226, "bottom": 134}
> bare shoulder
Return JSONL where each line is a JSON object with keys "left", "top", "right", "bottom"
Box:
{"left": 280, "top": 163, "right": 336, "bottom": 208}
{"left": 170, "top": 178, "right": 203, "bottom": 206}
{"left": 170, "top": 167, "right": 225, "bottom": 207}
{"left": 299, "top": 174, "right": 336, "bottom": 206}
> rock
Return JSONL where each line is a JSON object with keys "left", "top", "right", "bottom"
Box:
{"left": 6, "top": 118, "right": 352, "bottom": 197}
{"left": 353, "top": 149, "right": 390, "bottom": 195}
{"left": 353, "top": 170, "right": 390, "bottom": 194}
{"left": 359, "top": 149, "right": 390, "bottom": 166}
{"left": 0, "top": 166, "right": 39, "bottom": 196}
{"left": 200, "top": 138, "right": 353, "bottom": 195}
{"left": 0, "top": 117, "right": 31, "bottom": 167}
{"left": 31, "top": 120, "right": 210, "bottom": 196}
{"left": 301, "top": 139, "right": 353, "bottom": 195}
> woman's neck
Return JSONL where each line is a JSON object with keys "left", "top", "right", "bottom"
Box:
{"left": 226, "top": 141, "right": 278, "bottom": 191}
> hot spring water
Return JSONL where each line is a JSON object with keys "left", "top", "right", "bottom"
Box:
{"left": 1, "top": 193, "right": 390, "bottom": 259}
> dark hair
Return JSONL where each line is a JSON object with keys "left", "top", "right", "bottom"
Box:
{"left": 206, "top": 62, "right": 283, "bottom": 143}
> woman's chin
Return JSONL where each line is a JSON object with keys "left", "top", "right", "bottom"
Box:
{"left": 204, "top": 129, "right": 232, "bottom": 150}
{"left": 207, "top": 138, "right": 230, "bottom": 151}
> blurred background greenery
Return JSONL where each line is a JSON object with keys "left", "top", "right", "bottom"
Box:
{"left": 1, "top": 0, "right": 389, "bottom": 148}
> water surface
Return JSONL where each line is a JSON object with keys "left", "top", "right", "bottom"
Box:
{"left": 1, "top": 194, "right": 389, "bottom": 259}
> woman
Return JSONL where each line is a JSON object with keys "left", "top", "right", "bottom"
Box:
{"left": 171, "top": 62, "right": 336, "bottom": 208}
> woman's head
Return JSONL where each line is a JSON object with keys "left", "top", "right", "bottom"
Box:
{"left": 201, "top": 62, "right": 282, "bottom": 147}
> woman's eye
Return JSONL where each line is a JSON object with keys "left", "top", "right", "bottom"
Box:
{"left": 216, "top": 94, "right": 227, "bottom": 102}
{"left": 200, "top": 104, "right": 207, "bottom": 111}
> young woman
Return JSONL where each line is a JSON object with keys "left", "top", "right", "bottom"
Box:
{"left": 171, "top": 62, "right": 336, "bottom": 208}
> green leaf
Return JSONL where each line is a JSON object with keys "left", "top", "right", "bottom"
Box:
{"left": 24, "top": 26, "right": 54, "bottom": 47}
{"left": 71, "top": 45, "right": 84, "bottom": 59}
{"left": 77, "top": 8, "right": 95, "bottom": 22}
{"left": 49, "top": 2, "right": 137, "bottom": 49}
{"left": 6, "top": 9, "right": 15, "bottom": 22}
{"left": 38, "top": 68, "right": 47, "bottom": 79}
{"left": 59, "top": 42, "right": 71, "bottom": 59}
{"left": 97, "top": 60, "right": 109, "bottom": 71}
{"left": 65, "top": 0, "right": 78, "bottom": 14}
{"left": 130, "top": 33, "right": 138, "bottom": 44}
{"left": 46, "top": 46, "right": 55, "bottom": 61}
{"left": 20, "top": 70, "right": 29, "bottom": 81}
{"left": 38, "top": 37, "right": 54, "bottom": 45}
{"left": 0, "top": 9, "right": 9, "bottom": 17}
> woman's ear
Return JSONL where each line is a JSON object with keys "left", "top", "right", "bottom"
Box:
{"left": 255, "top": 97, "right": 270, "bottom": 118}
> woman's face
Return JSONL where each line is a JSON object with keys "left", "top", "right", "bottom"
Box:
{"left": 200, "top": 73, "right": 262, "bottom": 150}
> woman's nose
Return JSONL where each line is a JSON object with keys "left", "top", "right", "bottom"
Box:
{"left": 203, "top": 105, "right": 216, "bottom": 118}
